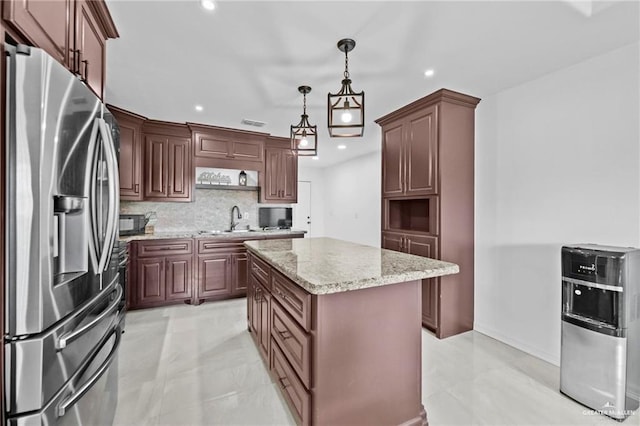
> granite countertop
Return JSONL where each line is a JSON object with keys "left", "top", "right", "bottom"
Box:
{"left": 244, "top": 237, "right": 459, "bottom": 295}
{"left": 119, "top": 229, "right": 306, "bottom": 242}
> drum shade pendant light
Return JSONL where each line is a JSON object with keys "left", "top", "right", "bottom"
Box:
{"left": 328, "top": 38, "right": 364, "bottom": 137}
{"left": 291, "top": 86, "right": 318, "bottom": 156}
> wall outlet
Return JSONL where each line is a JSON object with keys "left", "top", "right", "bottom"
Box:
{"left": 243, "top": 212, "right": 249, "bottom": 219}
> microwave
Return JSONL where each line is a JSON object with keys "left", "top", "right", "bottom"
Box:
{"left": 119, "top": 214, "right": 147, "bottom": 236}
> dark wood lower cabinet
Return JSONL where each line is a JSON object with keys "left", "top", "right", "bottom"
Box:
{"left": 382, "top": 231, "right": 440, "bottom": 331}
{"left": 137, "top": 257, "right": 165, "bottom": 305}
{"left": 196, "top": 253, "right": 231, "bottom": 300}
{"left": 166, "top": 255, "right": 192, "bottom": 301}
{"left": 422, "top": 278, "right": 439, "bottom": 330}
{"left": 128, "top": 234, "right": 303, "bottom": 309}
{"left": 129, "top": 239, "right": 193, "bottom": 309}
{"left": 258, "top": 283, "right": 271, "bottom": 361}
{"left": 231, "top": 252, "right": 248, "bottom": 294}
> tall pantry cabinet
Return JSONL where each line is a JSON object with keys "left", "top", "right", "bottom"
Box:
{"left": 376, "top": 89, "right": 480, "bottom": 339}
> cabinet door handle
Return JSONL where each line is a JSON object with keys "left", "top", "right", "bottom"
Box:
{"left": 134, "top": 183, "right": 139, "bottom": 193}
{"left": 278, "top": 377, "right": 290, "bottom": 389}
{"left": 277, "top": 329, "right": 292, "bottom": 340}
{"left": 71, "top": 49, "right": 80, "bottom": 74}
{"left": 81, "top": 59, "right": 89, "bottom": 82}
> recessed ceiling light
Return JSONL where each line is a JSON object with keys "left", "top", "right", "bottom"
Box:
{"left": 312, "top": 156, "right": 319, "bottom": 160}
{"left": 201, "top": 0, "right": 215, "bottom": 11}
{"left": 424, "top": 69, "right": 435, "bottom": 78}
{"left": 195, "top": 105, "right": 203, "bottom": 112}
{"left": 337, "top": 144, "right": 346, "bottom": 150}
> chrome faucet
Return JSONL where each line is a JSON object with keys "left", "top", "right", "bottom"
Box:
{"left": 230, "top": 205, "right": 241, "bottom": 231}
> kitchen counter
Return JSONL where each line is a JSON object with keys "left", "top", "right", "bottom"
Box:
{"left": 119, "top": 229, "right": 306, "bottom": 242}
{"left": 244, "top": 237, "right": 458, "bottom": 295}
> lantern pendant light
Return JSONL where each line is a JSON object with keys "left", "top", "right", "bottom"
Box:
{"left": 327, "top": 38, "right": 365, "bottom": 138}
{"left": 290, "top": 85, "right": 318, "bottom": 156}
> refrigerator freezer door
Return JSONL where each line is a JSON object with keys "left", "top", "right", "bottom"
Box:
{"left": 5, "top": 280, "right": 121, "bottom": 414}
{"left": 7, "top": 323, "right": 121, "bottom": 426}
{"left": 5, "top": 45, "right": 110, "bottom": 336}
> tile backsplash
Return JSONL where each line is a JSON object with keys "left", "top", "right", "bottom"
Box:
{"left": 120, "top": 189, "right": 258, "bottom": 232}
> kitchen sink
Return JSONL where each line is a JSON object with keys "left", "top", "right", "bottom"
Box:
{"left": 198, "top": 229, "right": 256, "bottom": 235}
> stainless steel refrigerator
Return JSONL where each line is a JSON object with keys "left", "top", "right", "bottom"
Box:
{"left": 5, "top": 44, "right": 123, "bottom": 425}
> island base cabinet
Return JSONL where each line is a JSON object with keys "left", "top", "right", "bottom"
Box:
{"left": 311, "top": 281, "right": 426, "bottom": 426}
{"left": 271, "top": 342, "right": 310, "bottom": 426}
{"left": 247, "top": 252, "right": 427, "bottom": 426}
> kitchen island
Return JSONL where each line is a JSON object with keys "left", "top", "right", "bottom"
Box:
{"left": 244, "top": 237, "right": 459, "bottom": 426}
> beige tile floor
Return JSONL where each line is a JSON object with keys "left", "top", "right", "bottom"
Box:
{"left": 113, "top": 298, "right": 638, "bottom": 426}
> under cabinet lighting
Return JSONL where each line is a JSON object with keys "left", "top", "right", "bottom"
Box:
{"left": 337, "top": 145, "right": 346, "bottom": 150}
{"left": 312, "top": 156, "right": 319, "bottom": 160}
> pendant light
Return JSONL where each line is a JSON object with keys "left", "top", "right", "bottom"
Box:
{"left": 291, "top": 85, "right": 318, "bottom": 156}
{"left": 327, "top": 38, "right": 364, "bottom": 137}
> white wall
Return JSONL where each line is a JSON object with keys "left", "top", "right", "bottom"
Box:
{"left": 318, "top": 151, "right": 382, "bottom": 247}
{"left": 475, "top": 42, "right": 640, "bottom": 365}
{"left": 297, "top": 166, "right": 326, "bottom": 238}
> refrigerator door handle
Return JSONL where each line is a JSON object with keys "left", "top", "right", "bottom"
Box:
{"left": 96, "top": 118, "right": 118, "bottom": 273}
{"left": 56, "top": 284, "right": 122, "bottom": 350}
{"left": 56, "top": 327, "right": 121, "bottom": 417}
{"left": 104, "top": 119, "right": 120, "bottom": 253}
{"left": 86, "top": 119, "right": 101, "bottom": 274}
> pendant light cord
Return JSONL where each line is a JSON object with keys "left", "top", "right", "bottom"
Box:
{"left": 344, "top": 50, "right": 350, "bottom": 79}
{"left": 303, "top": 92, "right": 307, "bottom": 116}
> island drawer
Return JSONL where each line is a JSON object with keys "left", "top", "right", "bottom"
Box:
{"left": 250, "top": 253, "right": 271, "bottom": 289}
{"left": 272, "top": 270, "right": 311, "bottom": 332}
{"left": 136, "top": 239, "right": 193, "bottom": 257}
{"left": 271, "top": 340, "right": 310, "bottom": 426}
{"left": 271, "top": 301, "right": 311, "bottom": 389}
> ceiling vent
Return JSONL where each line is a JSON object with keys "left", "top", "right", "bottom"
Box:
{"left": 241, "top": 118, "right": 266, "bottom": 127}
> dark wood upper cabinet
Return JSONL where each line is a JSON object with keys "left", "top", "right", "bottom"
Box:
{"left": 109, "top": 105, "right": 146, "bottom": 201}
{"left": 381, "top": 105, "right": 437, "bottom": 197}
{"left": 377, "top": 88, "right": 480, "bottom": 339}
{"left": 3, "top": 0, "right": 71, "bottom": 67}
{"left": 4, "top": 0, "right": 118, "bottom": 99}
{"left": 189, "top": 123, "right": 267, "bottom": 171}
{"left": 381, "top": 123, "right": 404, "bottom": 196}
{"left": 75, "top": 0, "right": 106, "bottom": 97}
{"left": 143, "top": 121, "right": 192, "bottom": 202}
{"left": 167, "top": 138, "right": 191, "bottom": 200}
{"left": 405, "top": 107, "right": 438, "bottom": 196}
{"left": 261, "top": 137, "right": 298, "bottom": 203}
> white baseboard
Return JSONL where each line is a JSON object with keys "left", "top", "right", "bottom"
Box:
{"left": 474, "top": 322, "right": 560, "bottom": 366}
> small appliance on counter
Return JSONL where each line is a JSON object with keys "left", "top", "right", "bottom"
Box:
{"left": 560, "top": 244, "right": 640, "bottom": 420}
{"left": 119, "top": 214, "right": 147, "bottom": 236}
{"left": 259, "top": 207, "right": 292, "bottom": 229}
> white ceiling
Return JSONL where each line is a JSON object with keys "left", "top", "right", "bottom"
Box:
{"left": 105, "top": 0, "right": 639, "bottom": 168}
